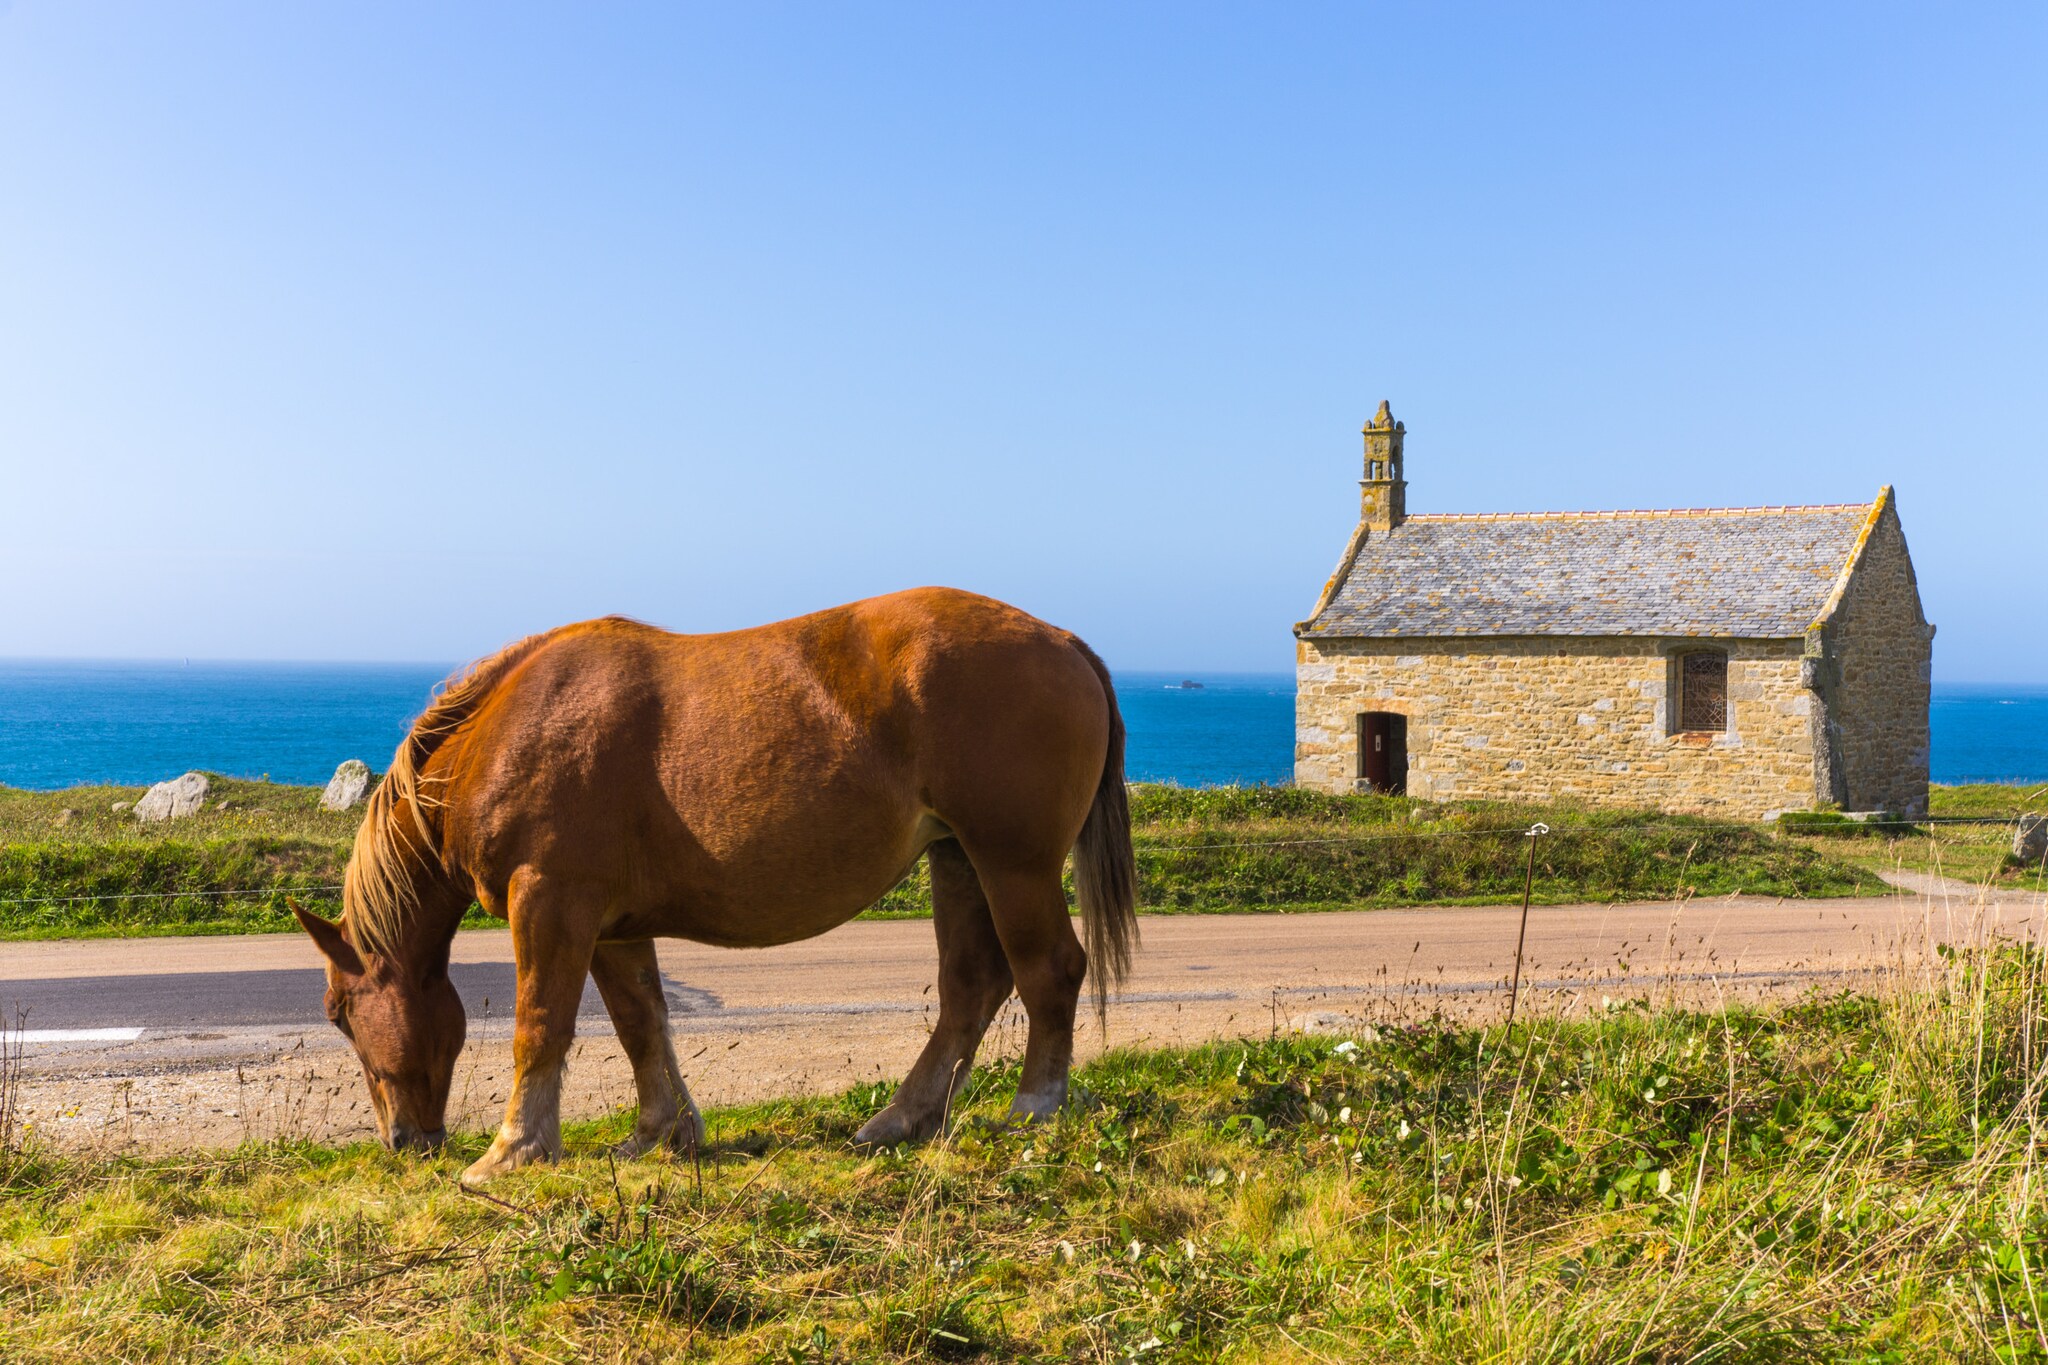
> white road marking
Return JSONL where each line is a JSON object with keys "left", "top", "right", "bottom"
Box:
{"left": 8, "top": 1027, "right": 145, "bottom": 1044}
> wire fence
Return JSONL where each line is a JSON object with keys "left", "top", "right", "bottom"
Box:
{"left": 0, "top": 884, "right": 344, "bottom": 909}
{"left": 0, "top": 805, "right": 2020, "bottom": 911}
{"left": 1132, "top": 817, "right": 1892, "bottom": 852}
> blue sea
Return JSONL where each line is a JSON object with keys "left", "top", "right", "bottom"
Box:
{"left": 0, "top": 661, "right": 2042, "bottom": 791}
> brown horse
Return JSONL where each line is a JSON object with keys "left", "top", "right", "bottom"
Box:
{"left": 292, "top": 587, "right": 1135, "bottom": 1185}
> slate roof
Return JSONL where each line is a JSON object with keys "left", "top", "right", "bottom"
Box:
{"left": 1299, "top": 497, "right": 1887, "bottom": 639}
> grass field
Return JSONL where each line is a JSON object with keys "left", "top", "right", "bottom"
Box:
{"left": 0, "top": 780, "right": 1900, "bottom": 939}
{"left": 6, "top": 929, "right": 2048, "bottom": 1361}
{"left": 1798, "top": 783, "right": 2048, "bottom": 896}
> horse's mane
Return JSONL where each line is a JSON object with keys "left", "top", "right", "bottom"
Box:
{"left": 344, "top": 628, "right": 561, "bottom": 956}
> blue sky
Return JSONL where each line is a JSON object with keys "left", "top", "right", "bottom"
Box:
{"left": 2, "top": 3, "right": 2041, "bottom": 678}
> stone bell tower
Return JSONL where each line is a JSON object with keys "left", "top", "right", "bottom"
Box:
{"left": 1359, "top": 399, "right": 1406, "bottom": 531}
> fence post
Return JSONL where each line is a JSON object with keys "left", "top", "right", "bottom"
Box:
{"left": 1505, "top": 822, "right": 1549, "bottom": 1032}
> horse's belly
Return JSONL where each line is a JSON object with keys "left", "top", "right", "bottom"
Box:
{"left": 611, "top": 803, "right": 941, "bottom": 949}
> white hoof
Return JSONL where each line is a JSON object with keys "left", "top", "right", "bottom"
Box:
{"left": 613, "top": 1103, "right": 705, "bottom": 1159}
{"left": 1008, "top": 1083, "right": 1068, "bottom": 1124}
{"left": 854, "top": 1103, "right": 945, "bottom": 1148}
{"left": 460, "top": 1129, "right": 558, "bottom": 1186}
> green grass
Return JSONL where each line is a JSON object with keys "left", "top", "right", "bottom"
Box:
{"left": 1929, "top": 783, "right": 2048, "bottom": 821}
{"left": 0, "top": 780, "right": 1887, "bottom": 940}
{"left": 0, "top": 777, "right": 360, "bottom": 937}
{"left": 1112, "top": 785, "right": 1877, "bottom": 910}
{"left": 8, "top": 939, "right": 2048, "bottom": 1361}
{"left": 0, "top": 776, "right": 436, "bottom": 939}
{"left": 1787, "top": 783, "right": 2048, "bottom": 896}
{"left": 1775, "top": 810, "right": 1918, "bottom": 837}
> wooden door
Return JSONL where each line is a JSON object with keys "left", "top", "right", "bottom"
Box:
{"left": 1360, "top": 712, "right": 1407, "bottom": 794}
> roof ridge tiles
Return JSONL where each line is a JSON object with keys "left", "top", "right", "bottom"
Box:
{"left": 1403, "top": 502, "right": 1869, "bottom": 524}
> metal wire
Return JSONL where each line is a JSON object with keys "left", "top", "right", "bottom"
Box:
{"left": 1133, "top": 817, "right": 1836, "bottom": 853}
{"left": 0, "top": 807, "right": 2014, "bottom": 909}
{"left": 0, "top": 884, "right": 343, "bottom": 908}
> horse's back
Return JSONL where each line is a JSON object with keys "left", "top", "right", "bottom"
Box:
{"left": 438, "top": 590, "right": 1111, "bottom": 942}
{"left": 850, "top": 590, "right": 1112, "bottom": 863}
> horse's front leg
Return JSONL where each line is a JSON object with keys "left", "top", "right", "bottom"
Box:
{"left": 590, "top": 938, "right": 703, "bottom": 1158}
{"left": 462, "top": 871, "right": 601, "bottom": 1186}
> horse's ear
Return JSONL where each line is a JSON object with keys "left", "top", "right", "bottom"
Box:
{"left": 291, "top": 900, "right": 365, "bottom": 977}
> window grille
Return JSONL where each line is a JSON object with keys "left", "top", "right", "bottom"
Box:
{"left": 1678, "top": 653, "right": 1727, "bottom": 732}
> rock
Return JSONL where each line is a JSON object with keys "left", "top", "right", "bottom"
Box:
{"left": 2016, "top": 814, "right": 2048, "bottom": 865}
{"left": 1289, "top": 1011, "right": 1375, "bottom": 1037}
{"left": 56, "top": 807, "right": 81, "bottom": 824}
{"left": 215, "top": 799, "right": 234, "bottom": 811}
{"left": 134, "top": 772, "right": 211, "bottom": 822}
{"left": 320, "top": 759, "right": 374, "bottom": 812}
{"left": 110, "top": 801, "right": 131, "bottom": 813}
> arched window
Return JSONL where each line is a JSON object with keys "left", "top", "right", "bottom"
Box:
{"left": 1675, "top": 652, "right": 1728, "bottom": 733}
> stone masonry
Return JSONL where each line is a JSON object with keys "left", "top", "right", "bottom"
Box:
{"left": 1805, "top": 501, "right": 1934, "bottom": 816}
{"left": 1296, "top": 635, "right": 1816, "bottom": 817}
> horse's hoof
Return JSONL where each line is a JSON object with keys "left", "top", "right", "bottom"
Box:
{"left": 612, "top": 1115, "right": 704, "bottom": 1161}
{"left": 852, "top": 1106, "right": 939, "bottom": 1149}
{"left": 1007, "top": 1086, "right": 1068, "bottom": 1125}
{"left": 460, "top": 1133, "right": 556, "bottom": 1186}
{"left": 611, "top": 1133, "right": 661, "bottom": 1160}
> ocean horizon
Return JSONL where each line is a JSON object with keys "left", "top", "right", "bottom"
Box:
{"left": 0, "top": 660, "right": 2042, "bottom": 792}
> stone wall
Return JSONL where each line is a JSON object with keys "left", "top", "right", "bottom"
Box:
{"left": 1813, "top": 503, "right": 1933, "bottom": 816}
{"left": 1295, "top": 635, "right": 1817, "bottom": 819}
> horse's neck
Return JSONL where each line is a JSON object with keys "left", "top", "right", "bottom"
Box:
{"left": 385, "top": 880, "right": 466, "bottom": 973}
{"left": 378, "top": 796, "right": 468, "bottom": 965}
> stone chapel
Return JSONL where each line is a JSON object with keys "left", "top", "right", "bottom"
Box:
{"left": 1293, "top": 403, "right": 1934, "bottom": 819}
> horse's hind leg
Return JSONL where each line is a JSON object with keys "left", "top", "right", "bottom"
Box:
{"left": 462, "top": 871, "right": 601, "bottom": 1187}
{"left": 854, "top": 839, "right": 1015, "bottom": 1147}
{"left": 590, "top": 939, "right": 703, "bottom": 1158}
{"left": 978, "top": 861, "right": 1088, "bottom": 1123}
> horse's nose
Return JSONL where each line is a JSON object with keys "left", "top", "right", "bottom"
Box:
{"left": 386, "top": 1124, "right": 447, "bottom": 1153}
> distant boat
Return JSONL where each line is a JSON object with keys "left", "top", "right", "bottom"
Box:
{"left": 1177, "top": 679, "right": 1204, "bottom": 690}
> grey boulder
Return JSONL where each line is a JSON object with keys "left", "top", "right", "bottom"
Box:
{"left": 321, "top": 759, "right": 374, "bottom": 812}
{"left": 135, "top": 772, "right": 211, "bottom": 822}
{"left": 2016, "top": 814, "right": 2048, "bottom": 865}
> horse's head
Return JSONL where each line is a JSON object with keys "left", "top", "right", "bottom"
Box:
{"left": 293, "top": 901, "right": 466, "bottom": 1152}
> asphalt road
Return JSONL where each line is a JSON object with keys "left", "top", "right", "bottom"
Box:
{"left": 1, "top": 963, "right": 603, "bottom": 1034}
{"left": 0, "top": 892, "right": 1911, "bottom": 1043}
{"left": 4, "top": 877, "right": 2036, "bottom": 1152}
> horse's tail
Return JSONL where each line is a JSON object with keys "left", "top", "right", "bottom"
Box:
{"left": 345, "top": 626, "right": 561, "bottom": 954}
{"left": 1071, "top": 639, "right": 1137, "bottom": 1023}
